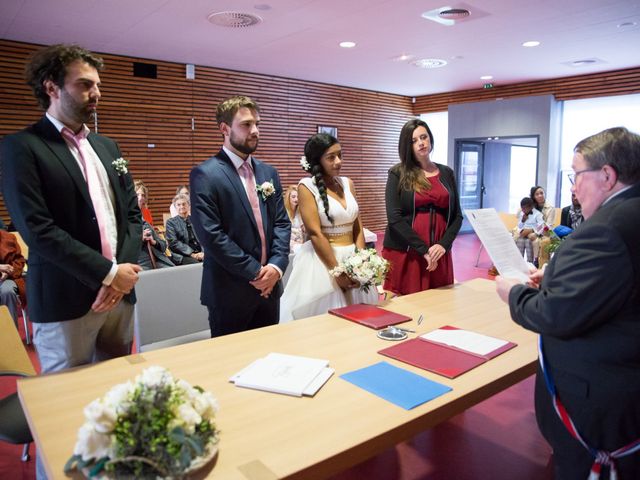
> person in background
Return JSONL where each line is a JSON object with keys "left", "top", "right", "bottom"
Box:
{"left": 381, "top": 119, "right": 462, "bottom": 295}
{"left": 165, "top": 194, "right": 203, "bottom": 265}
{"left": 513, "top": 197, "right": 545, "bottom": 264}
{"left": 531, "top": 185, "right": 556, "bottom": 266}
{"left": 284, "top": 185, "right": 305, "bottom": 252}
{"left": 134, "top": 180, "right": 154, "bottom": 226}
{"left": 280, "top": 133, "right": 378, "bottom": 322}
{"left": 0, "top": 229, "right": 27, "bottom": 327}
{"left": 169, "top": 184, "right": 189, "bottom": 217}
{"left": 531, "top": 185, "right": 556, "bottom": 225}
{"left": 0, "top": 44, "right": 141, "bottom": 480}
{"left": 138, "top": 221, "right": 174, "bottom": 270}
{"left": 561, "top": 192, "right": 584, "bottom": 230}
{"left": 496, "top": 127, "right": 640, "bottom": 480}
{"left": 189, "top": 95, "right": 290, "bottom": 337}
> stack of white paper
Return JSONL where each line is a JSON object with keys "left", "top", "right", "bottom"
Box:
{"left": 230, "top": 352, "right": 334, "bottom": 397}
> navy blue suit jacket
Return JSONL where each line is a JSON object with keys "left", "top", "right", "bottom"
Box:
{"left": 189, "top": 149, "right": 290, "bottom": 308}
{"left": 1, "top": 116, "right": 142, "bottom": 323}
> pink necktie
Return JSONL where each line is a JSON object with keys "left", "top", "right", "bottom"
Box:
{"left": 61, "top": 127, "right": 114, "bottom": 260}
{"left": 239, "top": 161, "right": 267, "bottom": 265}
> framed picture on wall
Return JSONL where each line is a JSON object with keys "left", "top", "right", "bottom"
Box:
{"left": 317, "top": 125, "right": 338, "bottom": 139}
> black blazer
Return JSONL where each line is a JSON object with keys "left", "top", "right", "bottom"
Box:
{"left": 1, "top": 116, "right": 142, "bottom": 323}
{"left": 508, "top": 182, "right": 640, "bottom": 459}
{"left": 165, "top": 215, "right": 201, "bottom": 261}
{"left": 138, "top": 221, "right": 174, "bottom": 270}
{"left": 189, "top": 149, "right": 291, "bottom": 308}
{"left": 383, "top": 162, "right": 463, "bottom": 255}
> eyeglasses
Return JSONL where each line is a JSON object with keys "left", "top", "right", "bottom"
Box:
{"left": 567, "top": 168, "right": 600, "bottom": 185}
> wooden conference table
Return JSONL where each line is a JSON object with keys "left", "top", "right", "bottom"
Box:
{"left": 18, "top": 278, "right": 538, "bottom": 479}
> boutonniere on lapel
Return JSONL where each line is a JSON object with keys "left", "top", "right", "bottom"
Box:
{"left": 256, "top": 180, "right": 275, "bottom": 201}
{"left": 112, "top": 157, "right": 129, "bottom": 176}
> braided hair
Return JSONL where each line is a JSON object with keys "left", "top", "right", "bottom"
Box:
{"left": 302, "top": 133, "right": 339, "bottom": 224}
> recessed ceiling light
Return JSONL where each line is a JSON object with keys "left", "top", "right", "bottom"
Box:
{"left": 480, "top": 75, "right": 493, "bottom": 80}
{"left": 522, "top": 40, "right": 540, "bottom": 47}
{"left": 254, "top": 4, "right": 271, "bottom": 10}
{"left": 391, "top": 53, "right": 414, "bottom": 62}
{"left": 412, "top": 58, "right": 447, "bottom": 69}
{"left": 339, "top": 41, "right": 356, "bottom": 48}
{"left": 617, "top": 21, "right": 637, "bottom": 28}
{"left": 450, "top": 55, "right": 464, "bottom": 60}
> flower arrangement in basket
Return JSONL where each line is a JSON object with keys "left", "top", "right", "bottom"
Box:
{"left": 65, "top": 366, "right": 219, "bottom": 479}
{"left": 329, "top": 248, "right": 389, "bottom": 293}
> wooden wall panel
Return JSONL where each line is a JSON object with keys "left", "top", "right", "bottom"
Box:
{"left": 414, "top": 67, "right": 640, "bottom": 114}
{"left": 0, "top": 39, "right": 412, "bottom": 232}
{"left": 2, "top": 38, "right": 639, "bottom": 234}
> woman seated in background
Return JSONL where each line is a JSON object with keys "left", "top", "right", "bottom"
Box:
{"left": 530, "top": 185, "right": 556, "bottom": 266}
{"left": 381, "top": 119, "right": 462, "bottom": 295}
{"left": 530, "top": 185, "right": 556, "bottom": 225}
{"left": 513, "top": 197, "right": 544, "bottom": 263}
{"left": 279, "top": 133, "right": 378, "bottom": 322}
{"left": 135, "top": 180, "right": 154, "bottom": 226}
{"left": 284, "top": 185, "right": 305, "bottom": 252}
{"left": 169, "top": 185, "right": 190, "bottom": 218}
{"left": 165, "top": 194, "right": 203, "bottom": 265}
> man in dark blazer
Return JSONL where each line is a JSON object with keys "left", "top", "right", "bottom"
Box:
{"left": 1, "top": 44, "right": 141, "bottom": 378}
{"left": 165, "top": 194, "right": 203, "bottom": 265}
{"left": 190, "top": 96, "right": 290, "bottom": 337}
{"left": 496, "top": 127, "right": 640, "bottom": 479}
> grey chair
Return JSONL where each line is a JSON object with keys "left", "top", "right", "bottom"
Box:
{"left": 133, "top": 263, "right": 210, "bottom": 352}
{"left": 0, "top": 305, "right": 36, "bottom": 461}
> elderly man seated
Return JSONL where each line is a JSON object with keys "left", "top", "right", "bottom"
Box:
{"left": 0, "top": 228, "right": 27, "bottom": 327}
{"left": 165, "top": 194, "right": 204, "bottom": 265}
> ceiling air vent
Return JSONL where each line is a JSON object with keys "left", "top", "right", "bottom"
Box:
{"left": 207, "top": 11, "right": 262, "bottom": 28}
{"left": 439, "top": 8, "right": 470, "bottom": 20}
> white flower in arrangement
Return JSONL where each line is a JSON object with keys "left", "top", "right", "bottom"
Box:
{"left": 256, "top": 180, "right": 276, "bottom": 201}
{"left": 112, "top": 157, "right": 129, "bottom": 176}
{"left": 300, "top": 156, "right": 311, "bottom": 172}
{"left": 74, "top": 422, "right": 112, "bottom": 462}
{"left": 65, "top": 366, "right": 220, "bottom": 478}
{"left": 329, "top": 248, "right": 390, "bottom": 293}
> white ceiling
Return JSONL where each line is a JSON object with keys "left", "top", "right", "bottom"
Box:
{"left": 1, "top": 0, "right": 639, "bottom": 96}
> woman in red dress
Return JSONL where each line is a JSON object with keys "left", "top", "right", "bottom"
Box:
{"left": 382, "top": 119, "right": 462, "bottom": 295}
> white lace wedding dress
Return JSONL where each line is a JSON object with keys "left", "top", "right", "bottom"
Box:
{"left": 279, "top": 176, "right": 379, "bottom": 323}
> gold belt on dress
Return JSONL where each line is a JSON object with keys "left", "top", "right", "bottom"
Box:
{"left": 327, "top": 232, "right": 354, "bottom": 246}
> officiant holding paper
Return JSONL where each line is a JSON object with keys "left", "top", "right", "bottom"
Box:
{"left": 496, "top": 127, "right": 640, "bottom": 479}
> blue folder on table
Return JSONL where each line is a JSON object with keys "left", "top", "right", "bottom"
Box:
{"left": 340, "top": 361, "right": 451, "bottom": 410}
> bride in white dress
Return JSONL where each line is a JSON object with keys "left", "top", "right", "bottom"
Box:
{"left": 280, "top": 133, "right": 379, "bottom": 322}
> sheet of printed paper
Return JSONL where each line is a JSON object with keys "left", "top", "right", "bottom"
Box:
{"left": 465, "top": 208, "right": 530, "bottom": 283}
{"left": 421, "top": 328, "right": 508, "bottom": 357}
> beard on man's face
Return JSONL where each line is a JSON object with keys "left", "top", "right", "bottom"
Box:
{"left": 60, "top": 89, "right": 95, "bottom": 125}
{"left": 230, "top": 131, "right": 258, "bottom": 155}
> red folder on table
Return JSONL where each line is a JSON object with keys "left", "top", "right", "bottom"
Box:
{"left": 378, "top": 325, "right": 517, "bottom": 379}
{"left": 328, "top": 304, "right": 412, "bottom": 330}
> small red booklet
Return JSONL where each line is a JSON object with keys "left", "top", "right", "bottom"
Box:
{"left": 378, "top": 326, "right": 517, "bottom": 379}
{"left": 328, "top": 304, "right": 412, "bottom": 330}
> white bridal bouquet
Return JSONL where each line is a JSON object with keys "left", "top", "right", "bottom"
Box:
{"left": 65, "top": 366, "right": 219, "bottom": 479}
{"left": 329, "top": 248, "right": 389, "bottom": 293}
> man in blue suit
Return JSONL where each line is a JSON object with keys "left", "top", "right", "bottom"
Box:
{"left": 190, "top": 96, "right": 290, "bottom": 337}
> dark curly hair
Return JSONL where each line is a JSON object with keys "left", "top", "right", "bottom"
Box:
{"left": 25, "top": 44, "right": 104, "bottom": 110}
{"left": 304, "top": 133, "right": 339, "bottom": 224}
